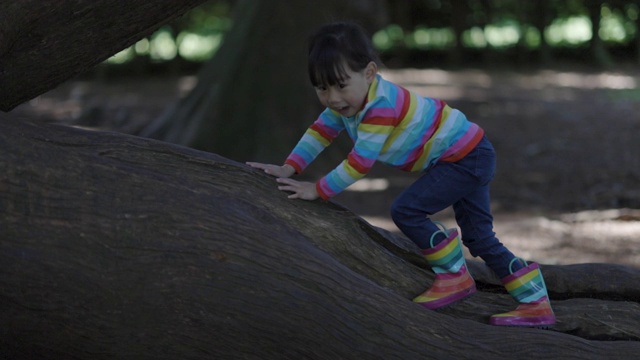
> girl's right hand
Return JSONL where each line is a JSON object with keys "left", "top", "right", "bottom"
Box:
{"left": 246, "top": 162, "right": 296, "bottom": 178}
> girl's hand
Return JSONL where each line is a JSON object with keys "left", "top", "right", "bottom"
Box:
{"left": 276, "top": 178, "right": 319, "bottom": 201}
{"left": 246, "top": 162, "right": 295, "bottom": 178}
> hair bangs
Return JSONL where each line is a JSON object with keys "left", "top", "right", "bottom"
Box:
{"left": 308, "top": 42, "right": 349, "bottom": 87}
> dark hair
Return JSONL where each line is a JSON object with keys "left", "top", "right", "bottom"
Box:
{"left": 308, "top": 21, "right": 379, "bottom": 87}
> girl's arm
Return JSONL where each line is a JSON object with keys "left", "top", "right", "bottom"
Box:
{"left": 247, "top": 110, "right": 342, "bottom": 176}
{"left": 316, "top": 98, "right": 396, "bottom": 200}
{"left": 283, "top": 110, "right": 344, "bottom": 174}
{"left": 247, "top": 109, "right": 343, "bottom": 200}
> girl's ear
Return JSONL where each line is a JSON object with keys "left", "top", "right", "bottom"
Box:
{"left": 365, "top": 61, "right": 377, "bottom": 83}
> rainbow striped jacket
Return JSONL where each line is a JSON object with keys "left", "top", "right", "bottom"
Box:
{"left": 285, "top": 74, "right": 484, "bottom": 200}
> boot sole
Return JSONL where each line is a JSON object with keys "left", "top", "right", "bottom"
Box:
{"left": 495, "top": 324, "right": 555, "bottom": 330}
{"left": 416, "top": 287, "right": 477, "bottom": 311}
{"left": 490, "top": 315, "right": 556, "bottom": 328}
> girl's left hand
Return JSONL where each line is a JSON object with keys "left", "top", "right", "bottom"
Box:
{"left": 276, "top": 178, "right": 319, "bottom": 201}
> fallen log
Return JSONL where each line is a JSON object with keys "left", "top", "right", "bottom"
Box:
{"left": 0, "top": 0, "right": 207, "bottom": 111}
{"left": 1, "top": 116, "right": 639, "bottom": 359}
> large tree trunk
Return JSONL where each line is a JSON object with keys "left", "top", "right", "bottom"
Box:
{"left": 0, "top": 0, "right": 207, "bottom": 111}
{"left": 1, "top": 116, "right": 640, "bottom": 359}
{"left": 138, "top": 0, "right": 388, "bottom": 163}
{"left": 1, "top": 1, "right": 640, "bottom": 358}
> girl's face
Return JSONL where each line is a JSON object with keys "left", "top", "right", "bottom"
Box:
{"left": 314, "top": 61, "right": 377, "bottom": 117}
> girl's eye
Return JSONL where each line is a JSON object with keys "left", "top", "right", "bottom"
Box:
{"left": 315, "top": 86, "right": 327, "bottom": 91}
{"left": 338, "top": 83, "right": 347, "bottom": 89}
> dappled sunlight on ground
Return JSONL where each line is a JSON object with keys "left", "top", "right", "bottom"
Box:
{"left": 360, "top": 208, "right": 640, "bottom": 268}
{"left": 381, "top": 67, "right": 640, "bottom": 103}
{"left": 383, "top": 67, "right": 638, "bottom": 90}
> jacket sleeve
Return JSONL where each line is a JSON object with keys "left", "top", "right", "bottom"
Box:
{"left": 316, "top": 98, "right": 398, "bottom": 199}
{"left": 284, "top": 109, "right": 344, "bottom": 174}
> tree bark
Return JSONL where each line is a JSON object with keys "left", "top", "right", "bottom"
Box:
{"left": 0, "top": 0, "right": 207, "bottom": 111}
{"left": 1, "top": 115, "right": 639, "bottom": 359}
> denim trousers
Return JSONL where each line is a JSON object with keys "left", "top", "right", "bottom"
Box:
{"left": 390, "top": 136, "right": 519, "bottom": 279}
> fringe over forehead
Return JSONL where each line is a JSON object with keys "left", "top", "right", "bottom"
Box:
{"left": 307, "top": 22, "right": 379, "bottom": 87}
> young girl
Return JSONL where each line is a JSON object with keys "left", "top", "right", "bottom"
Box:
{"left": 247, "top": 21, "right": 555, "bottom": 327}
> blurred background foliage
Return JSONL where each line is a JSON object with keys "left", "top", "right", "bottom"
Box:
{"left": 101, "top": 0, "right": 640, "bottom": 75}
{"left": 104, "top": 1, "right": 233, "bottom": 69}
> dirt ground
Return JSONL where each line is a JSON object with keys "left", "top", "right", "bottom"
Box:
{"left": 10, "top": 66, "right": 640, "bottom": 269}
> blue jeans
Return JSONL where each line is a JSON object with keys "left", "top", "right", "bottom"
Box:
{"left": 390, "top": 136, "right": 520, "bottom": 279}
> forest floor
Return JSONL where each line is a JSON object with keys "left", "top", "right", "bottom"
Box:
{"left": 10, "top": 65, "right": 640, "bottom": 269}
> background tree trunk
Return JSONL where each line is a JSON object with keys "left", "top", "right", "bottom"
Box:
{"left": 586, "top": 1, "right": 614, "bottom": 67}
{"left": 533, "top": 1, "right": 554, "bottom": 65}
{"left": 1, "top": 115, "right": 639, "bottom": 359}
{"left": 0, "top": 0, "right": 207, "bottom": 112}
{"left": 635, "top": 4, "right": 640, "bottom": 65}
{"left": 138, "top": 0, "right": 388, "bottom": 164}
{"left": 449, "top": 0, "right": 468, "bottom": 66}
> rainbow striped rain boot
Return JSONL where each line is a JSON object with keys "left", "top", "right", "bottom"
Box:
{"left": 489, "top": 259, "right": 556, "bottom": 327}
{"left": 413, "top": 223, "right": 476, "bottom": 310}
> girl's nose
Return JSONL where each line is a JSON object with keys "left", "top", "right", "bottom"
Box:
{"left": 327, "top": 88, "right": 341, "bottom": 104}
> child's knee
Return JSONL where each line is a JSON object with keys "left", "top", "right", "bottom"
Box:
{"left": 389, "top": 198, "right": 407, "bottom": 226}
